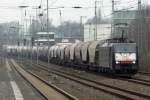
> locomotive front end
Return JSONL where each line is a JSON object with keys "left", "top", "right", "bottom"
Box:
{"left": 113, "top": 43, "right": 138, "bottom": 75}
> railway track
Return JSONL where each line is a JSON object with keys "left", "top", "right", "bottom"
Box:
{"left": 128, "top": 78, "right": 150, "bottom": 86}
{"left": 121, "top": 71, "right": 150, "bottom": 86}
{"left": 117, "top": 77, "right": 150, "bottom": 87}
{"left": 22, "top": 58, "right": 150, "bottom": 87}
{"left": 138, "top": 71, "right": 150, "bottom": 76}
{"left": 21, "top": 60, "right": 150, "bottom": 100}
{"left": 9, "top": 59, "right": 78, "bottom": 100}
{"left": 39, "top": 60, "right": 150, "bottom": 87}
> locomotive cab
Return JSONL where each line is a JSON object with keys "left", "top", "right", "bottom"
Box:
{"left": 113, "top": 43, "right": 138, "bottom": 75}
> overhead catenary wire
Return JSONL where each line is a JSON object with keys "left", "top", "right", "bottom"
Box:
{"left": 49, "top": 0, "right": 60, "bottom": 6}
{"left": 40, "top": 0, "right": 43, "bottom": 6}
{"left": 115, "top": 0, "right": 138, "bottom": 5}
{"left": 103, "top": 4, "right": 138, "bottom": 18}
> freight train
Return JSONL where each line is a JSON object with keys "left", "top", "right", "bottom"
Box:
{"left": 5, "top": 38, "right": 138, "bottom": 76}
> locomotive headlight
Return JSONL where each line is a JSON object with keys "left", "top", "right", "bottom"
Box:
{"left": 132, "top": 61, "right": 136, "bottom": 64}
{"left": 116, "top": 61, "right": 119, "bottom": 64}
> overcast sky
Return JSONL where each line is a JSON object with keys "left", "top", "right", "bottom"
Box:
{"left": 0, "top": 0, "right": 149, "bottom": 25}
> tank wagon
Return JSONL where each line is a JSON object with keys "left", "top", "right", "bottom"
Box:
{"left": 6, "top": 38, "right": 138, "bottom": 76}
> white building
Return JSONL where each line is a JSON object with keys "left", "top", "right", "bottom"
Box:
{"left": 84, "top": 24, "right": 111, "bottom": 42}
{"left": 35, "top": 32, "right": 55, "bottom": 45}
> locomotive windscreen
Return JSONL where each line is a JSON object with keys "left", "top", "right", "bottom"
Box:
{"left": 113, "top": 43, "right": 136, "bottom": 53}
{"left": 113, "top": 43, "right": 137, "bottom": 64}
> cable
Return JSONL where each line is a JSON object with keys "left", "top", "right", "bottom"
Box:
{"left": 115, "top": 1, "right": 138, "bottom": 8}
{"left": 123, "top": 0, "right": 138, "bottom": 5}
{"left": 103, "top": 3, "right": 138, "bottom": 18}
{"left": 0, "top": 6, "right": 20, "bottom": 9}
{"left": 39, "top": 0, "right": 43, "bottom": 8}
{"left": 115, "top": 2, "right": 138, "bottom": 11}
{"left": 49, "top": 0, "right": 60, "bottom": 6}
{"left": 40, "top": 0, "right": 43, "bottom": 5}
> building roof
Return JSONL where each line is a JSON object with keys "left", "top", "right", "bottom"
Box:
{"left": 35, "top": 39, "right": 55, "bottom": 42}
{"left": 36, "top": 32, "right": 55, "bottom": 35}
